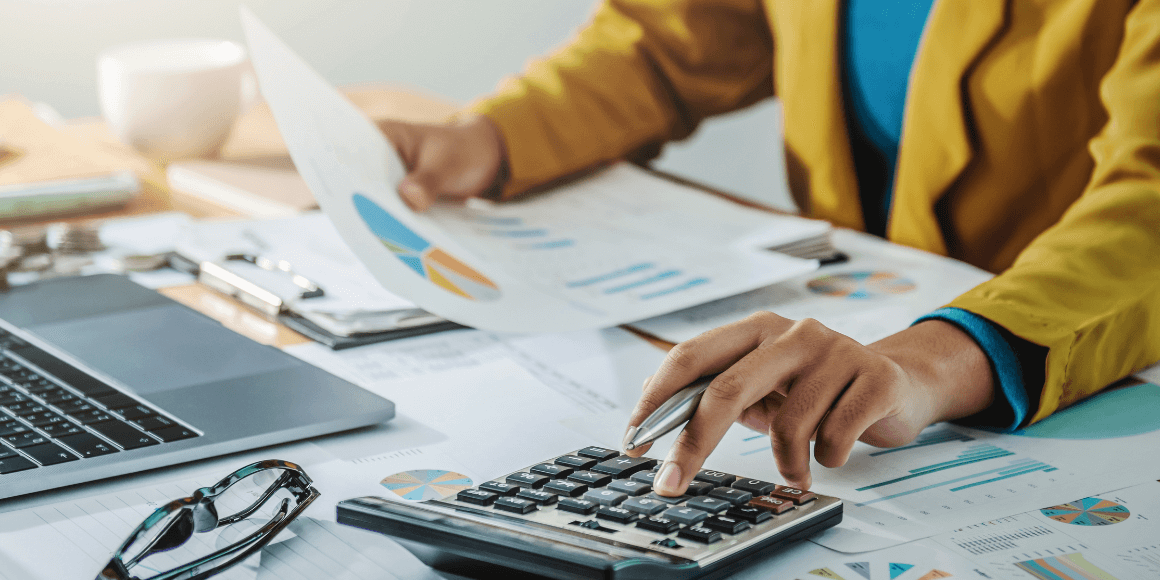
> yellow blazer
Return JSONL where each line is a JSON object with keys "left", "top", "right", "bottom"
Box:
{"left": 471, "top": 0, "right": 1160, "bottom": 424}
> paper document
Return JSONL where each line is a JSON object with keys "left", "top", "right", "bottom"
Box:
{"left": 242, "top": 10, "right": 819, "bottom": 332}
{"left": 633, "top": 228, "right": 994, "bottom": 344}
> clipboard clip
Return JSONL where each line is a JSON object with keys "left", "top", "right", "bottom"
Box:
{"left": 198, "top": 253, "right": 324, "bottom": 317}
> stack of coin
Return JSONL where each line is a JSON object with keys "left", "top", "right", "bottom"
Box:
{"left": 47, "top": 222, "right": 105, "bottom": 254}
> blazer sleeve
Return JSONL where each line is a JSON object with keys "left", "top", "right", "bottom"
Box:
{"left": 946, "top": 0, "right": 1160, "bottom": 424}
{"left": 468, "top": 0, "right": 775, "bottom": 197}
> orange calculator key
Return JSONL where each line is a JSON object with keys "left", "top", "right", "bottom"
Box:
{"left": 768, "top": 485, "right": 816, "bottom": 505}
{"left": 749, "top": 495, "right": 794, "bottom": 514}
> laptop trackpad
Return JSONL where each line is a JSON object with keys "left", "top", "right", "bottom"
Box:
{"left": 26, "top": 304, "right": 301, "bottom": 396}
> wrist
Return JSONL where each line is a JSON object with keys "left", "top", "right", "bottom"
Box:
{"left": 871, "top": 320, "right": 996, "bottom": 423}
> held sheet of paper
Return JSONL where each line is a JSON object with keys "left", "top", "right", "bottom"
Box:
{"left": 242, "top": 9, "right": 823, "bottom": 333}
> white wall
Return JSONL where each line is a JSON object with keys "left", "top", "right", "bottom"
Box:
{"left": 0, "top": 0, "right": 794, "bottom": 210}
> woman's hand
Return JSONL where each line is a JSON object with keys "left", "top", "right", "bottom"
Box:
{"left": 624, "top": 313, "right": 996, "bottom": 494}
{"left": 378, "top": 113, "right": 508, "bottom": 211}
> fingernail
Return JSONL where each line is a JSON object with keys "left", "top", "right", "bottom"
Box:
{"left": 622, "top": 426, "right": 640, "bottom": 451}
{"left": 399, "top": 179, "right": 425, "bottom": 200}
{"left": 655, "top": 462, "right": 682, "bottom": 495}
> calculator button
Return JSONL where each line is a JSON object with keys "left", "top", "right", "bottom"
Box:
{"left": 506, "top": 472, "right": 549, "bottom": 489}
{"left": 607, "top": 479, "right": 651, "bottom": 496}
{"left": 686, "top": 496, "right": 731, "bottom": 514}
{"left": 592, "top": 456, "right": 657, "bottom": 478}
{"left": 769, "top": 485, "right": 817, "bottom": 505}
{"left": 494, "top": 496, "right": 538, "bottom": 514}
{"left": 557, "top": 497, "right": 598, "bottom": 515}
{"left": 750, "top": 495, "right": 794, "bottom": 514}
{"left": 555, "top": 455, "right": 598, "bottom": 470}
{"left": 727, "top": 505, "right": 773, "bottom": 524}
{"left": 544, "top": 480, "right": 588, "bottom": 497}
{"left": 638, "top": 516, "right": 681, "bottom": 534}
{"left": 595, "top": 505, "right": 638, "bottom": 524}
{"left": 457, "top": 489, "right": 498, "bottom": 506}
{"left": 650, "top": 537, "right": 684, "bottom": 549}
{"left": 622, "top": 497, "right": 667, "bottom": 516}
{"left": 576, "top": 446, "right": 620, "bottom": 461}
{"left": 732, "top": 478, "right": 777, "bottom": 495}
{"left": 531, "top": 463, "right": 573, "bottom": 479}
{"left": 22, "top": 442, "right": 77, "bottom": 466}
{"left": 685, "top": 481, "right": 715, "bottom": 496}
{"left": 583, "top": 489, "right": 627, "bottom": 506}
{"left": 630, "top": 470, "right": 658, "bottom": 485}
{"left": 646, "top": 492, "right": 690, "bottom": 505}
{"left": 678, "top": 525, "right": 722, "bottom": 544}
{"left": 708, "top": 487, "right": 752, "bottom": 506}
{"left": 568, "top": 471, "right": 613, "bottom": 487}
{"left": 663, "top": 506, "right": 709, "bottom": 526}
{"left": 694, "top": 469, "right": 737, "bottom": 487}
{"left": 479, "top": 481, "right": 520, "bottom": 496}
{"left": 516, "top": 489, "right": 558, "bottom": 505}
{"left": 702, "top": 515, "right": 752, "bottom": 535}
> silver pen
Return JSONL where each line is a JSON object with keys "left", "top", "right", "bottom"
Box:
{"left": 622, "top": 374, "right": 717, "bottom": 451}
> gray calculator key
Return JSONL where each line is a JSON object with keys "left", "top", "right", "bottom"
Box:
{"left": 592, "top": 456, "right": 657, "bottom": 478}
{"left": 517, "top": 489, "right": 558, "bottom": 505}
{"left": 685, "top": 481, "right": 714, "bottom": 496}
{"left": 727, "top": 505, "right": 773, "bottom": 524}
{"left": 457, "top": 489, "right": 497, "bottom": 506}
{"left": 544, "top": 479, "right": 588, "bottom": 497}
{"left": 494, "top": 496, "right": 538, "bottom": 514}
{"left": 583, "top": 489, "right": 627, "bottom": 506}
{"left": 608, "top": 479, "right": 651, "bottom": 496}
{"left": 708, "top": 487, "right": 752, "bottom": 506}
{"left": 480, "top": 481, "right": 520, "bottom": 496}
{"left": 557, "top": 497, "right": 598, "bottom": 515}
{"left": 694, "top": 469, "right": 737, "bottom": 487}
{"left": 732, "top": 478, "right": 777, "bottom": 495}
{"left": 595, "top": 505, "right": 638, "bottom": 524}
{"left": 577, "top": 446, "right": 620, "bottom": 461}
{"left": 663, "top": 506, "right": 709, "bottom": 526}
{"left": 646, "top": 492, "right": 690, "bottom": 505}
{"left": 531, "top": 463, "right": 573, "bottom": 479}
{"left": 568, "top": 470, "right": 613, "bottom": 487}
{"left": 622, "top": 497, "right": 667, "bottom": 516}
{"left": 702, "top": 515, "right": 752, "bottom": 535}
{"left": 678, "top": 525, "right": 722, "bottom": 544}
{"left": 555, "top": 455, "right": 598, "bottom": 470}
{"left": 638, "top": 516, "right": 681, "bottom": 534}
{"left": 686, "top": 496, "right": 731, "bottom": 514}
{"left": 506, "top": 472, "right": 549, "bottom": 489}
{"left": 629, "top": 470, "right": 658, "bottom": 485}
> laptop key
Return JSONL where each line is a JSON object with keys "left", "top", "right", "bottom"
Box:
{"left": 116, "top": 405, "right": 157, "bottom": 421}
{"left": 21, "top": 442, "right": 78, "bottom": 466}
{"left": 94, "top": 393, "right": 139, "bottom": 410}
{"left": 38, "top": 389, "right": 77, "bottom": 406}
{"left": 0, "top": 446, "right": 17, "bottom": 460}
{"left": 3, "top": 432, "right": 49, "bottom": 448}
{"left": 0, "top": 420, "right": 31, "bottom": 437}
{"left": 57, "top": 400, "right": 95, "bottom": 414}
{"left": 57, "top": 433, "right": 119, "bottom": 458}
{"left": 151, "top": 426, "right": 198, "bottom": 442}
{"left": 10, "top": 347, "right": 116, "bottom": 397}
{"left": 26, "top": 411, "right": 68, "bottom": 428}
{"left": 90, "top": 421, "right": 159, "bottom": 450}
{"left": 40, "top": 422, "right": 84, "bottom": 438}
{"left": 132, "top": 416, "right": 176, "bottom": 432}
{"left": 0, "top": 392, "right": 28, "bottom": 406}
{"left": 0, "top": 455, "right": 36, "bottom": 474}
{"left": 70, "top": 409, "right": 115, "bottom": 425}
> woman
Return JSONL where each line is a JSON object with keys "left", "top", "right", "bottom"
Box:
{"left": 378, "top": 0, "right": 1160, "bottom": 496}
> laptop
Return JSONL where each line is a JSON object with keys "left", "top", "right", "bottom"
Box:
{"left": 0, "top": 274, "right": 394, "bottom": 500}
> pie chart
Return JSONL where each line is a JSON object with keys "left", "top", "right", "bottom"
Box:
{"left": 807, "top": 271, "right": 916, "bottom": 299}
{"left": 380, "top": 469, "right": 474, "bottom": 501}
{"left": 354, "top": 194, "right": 500, "bottom": 301}
{"left": 1040, "top": 497, "right": 1131, "bottom": 525}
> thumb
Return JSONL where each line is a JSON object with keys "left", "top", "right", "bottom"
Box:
{"left": 398, "top": 174, "right": 436, "bottom": 211}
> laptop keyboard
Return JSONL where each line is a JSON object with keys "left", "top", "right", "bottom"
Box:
{"left": 0, "top": 328, "right": 198, "bottom": 475}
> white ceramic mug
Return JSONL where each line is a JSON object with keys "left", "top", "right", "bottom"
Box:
{"left": 98, "top": 38, "right": 255, "bottom": 160}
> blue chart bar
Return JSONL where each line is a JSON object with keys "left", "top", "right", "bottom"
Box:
{"left": 640, "top": 277, "right": 711, "bottom": 300}
{"left": 857, "top": 444, "right": 1013, "bottom": 491}
{"left": 857, "top": 457, "right": 1056, "bottom": 506}
{"left": 526, "top": 239, "right": 574, "bottom": 249}
{"left": 473, "top": 216, "right": 523, "bottom": 226}
{"left": 604, "top": 270, "right": 681, "bottom": 294}
{"left": 869, "top": 429, "right": 975, "bottom": 456}
{"left": 486, "top": 228, "right": 549, "bottom": 238}
{"left": 566, "top": 263, "right": 654, "bottom": 288}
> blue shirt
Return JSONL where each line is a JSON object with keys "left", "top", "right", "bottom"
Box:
{"left": 843, "top": 0, "right": 1044, "bottom": 430}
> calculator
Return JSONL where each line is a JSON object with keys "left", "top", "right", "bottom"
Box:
{"left": 337, "top": 446, "right": 842, "bottom": 579}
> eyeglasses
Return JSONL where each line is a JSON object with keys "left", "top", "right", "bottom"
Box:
{"left": 96, "top": 459, "right": 320, "bottom": 580}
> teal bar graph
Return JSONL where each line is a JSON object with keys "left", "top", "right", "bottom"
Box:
{"left": 856, "top": 444, "right": 1013, "bottom": 491}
